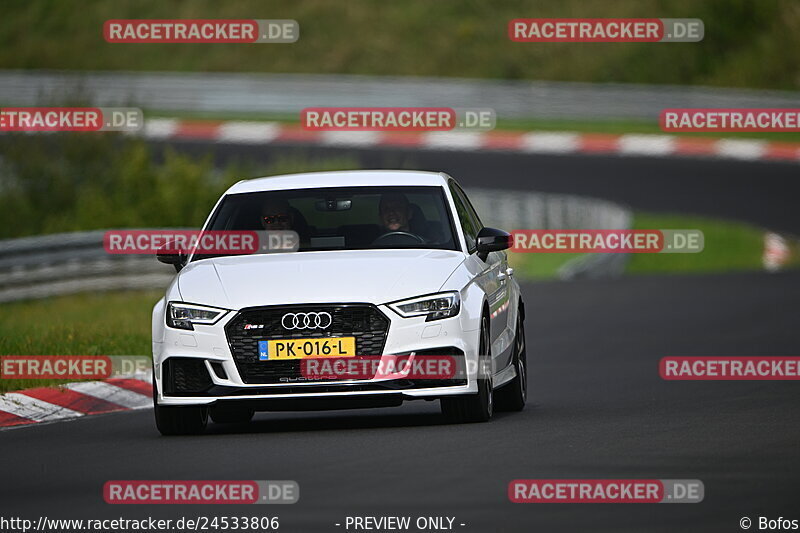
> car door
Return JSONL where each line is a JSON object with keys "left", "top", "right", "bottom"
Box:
{"left": 449, "top": 181, "right": 513, "bottom": 371}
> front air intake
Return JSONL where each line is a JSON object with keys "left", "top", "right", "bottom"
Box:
{"left": 163, "top": 358, "right": 213, "bottom": 394}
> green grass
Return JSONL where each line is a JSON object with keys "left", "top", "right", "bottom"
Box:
{"left": 626, "top": 212, "right": 777, "bottom": 274}
{"left": 0, "top": 290, "right": 157, "bottom": 392}
{"left": 509, "top": 212, "right": 800, "bottom": 280}
{"left": 1, "top": 0, "right": 800, "bottom": 91}
{"left": 508, "top": 251, "right": 586, "bottom": 280}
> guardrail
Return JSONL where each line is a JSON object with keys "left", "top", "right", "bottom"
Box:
{"left": 2, "top": 70, "right": 799, "bottom": 121}
{"left": 0, "top": 230, "right": 175, "bottom": 303}
{"left": 468, "top": 189, "right": 632, "bottom": 280}
{"left": 0, "top": 190, "right": 631, "bottom": 302}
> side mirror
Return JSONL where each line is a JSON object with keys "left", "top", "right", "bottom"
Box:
{"left": 156, "top": 241, "right": 186, "bottom": 273}
{"left": 476, "top": 227, "right": 511, "bottom": 261}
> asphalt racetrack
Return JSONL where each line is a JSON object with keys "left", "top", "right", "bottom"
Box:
{"left": 2, "top": 144, "right": 799, "bottom": 532}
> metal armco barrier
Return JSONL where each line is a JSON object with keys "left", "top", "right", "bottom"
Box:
{"left": 0, "top": 190, "right": 632, "bottom": 302}
{"left": 469, "top": 189, "right": 633, "bottom": 280}
{"left": 1, "top": 70, "right": 799, "bottom": 120}
{"left": 0, "top": 230, "right": 175, "bottom": 303}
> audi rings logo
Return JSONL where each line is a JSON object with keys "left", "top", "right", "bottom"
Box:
{"left": 281, "top": 312, "right": 333, "bottom": 330}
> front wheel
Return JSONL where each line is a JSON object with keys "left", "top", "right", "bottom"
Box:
{"left": 153, "top": 376, "right": 208, "bottom": 436}
{"left": 441, "top": 313, "right": 493, "bottom": 423}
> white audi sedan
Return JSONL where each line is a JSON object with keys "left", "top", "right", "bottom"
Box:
{"left": 152, "top": 170, "right": 526, "bottom": 435}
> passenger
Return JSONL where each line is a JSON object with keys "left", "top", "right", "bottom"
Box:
{"left": 260, "top": 198, "right": 295, "bottom": 231}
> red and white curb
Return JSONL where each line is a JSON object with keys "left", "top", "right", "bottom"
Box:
{"left": 764, "top": 232, "right": 792, "bottom": 272}
{"left": 141, "top": 119, "right": 800, "bottom": 163}
{"left": 0, "top": 373, "right": 152, "bottom": 429}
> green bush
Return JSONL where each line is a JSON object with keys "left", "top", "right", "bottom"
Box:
{"left": 0, "top": 133, "right": 358, "bottom": 238}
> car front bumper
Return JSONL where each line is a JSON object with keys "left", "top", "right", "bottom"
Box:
{"left": 153, "top": 302, "right": 480, "bottom": 407}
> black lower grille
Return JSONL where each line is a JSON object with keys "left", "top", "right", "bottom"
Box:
{"left": 225, "top": 304, "right": 390, "bottom": 384}
{"left": 163, "top": 358, "right": 212, "bottom": 394}
{"left": 401, "top": 347, "right": 467, "bottom": 387}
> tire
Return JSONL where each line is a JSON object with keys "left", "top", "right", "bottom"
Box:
{"left": 495, "top": 308, "right": 527, "bottom": 412}
{"left": 153, "top": 375, "right": 208, "bottom": 436}
{"left": 441, "top": 313, "right": 493, "bottom": 423}
{"left": 210, "top": 405, "right": 255, "bottom": 424}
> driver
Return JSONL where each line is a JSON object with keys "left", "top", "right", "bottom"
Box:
{"left": 378, "top": 193, "right": 413, "bottom": 232}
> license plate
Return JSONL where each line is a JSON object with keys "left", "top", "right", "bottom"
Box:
{"left": 258, "top": 337, "right": 356, "bottom": 360}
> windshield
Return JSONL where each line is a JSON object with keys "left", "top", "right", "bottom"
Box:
{"left": 193, "top": 185, "right": 459, "bottom": 260}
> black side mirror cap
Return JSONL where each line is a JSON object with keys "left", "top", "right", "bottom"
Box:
{"left": 156, "top": 241, "right": 186, "bottom": 273}
{"left": 476, "top": 227, "right": 511, "bottom": 261}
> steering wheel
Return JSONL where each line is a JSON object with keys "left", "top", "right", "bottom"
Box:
{"left": 372, "top": 231, "right": 425, "bottom": 245}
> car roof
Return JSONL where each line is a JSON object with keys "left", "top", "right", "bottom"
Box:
{"left": 225, "top": 170, "right": 451, "bottom": 195}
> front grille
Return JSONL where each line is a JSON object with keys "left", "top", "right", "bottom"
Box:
{"left": 225, "top": 304, "right": 390, "bottom": 384}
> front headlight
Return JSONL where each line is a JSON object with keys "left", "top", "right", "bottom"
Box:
{"left": 387, "top": 292, "right": 461, "bottom": 322}
{"left": 166, "top": 302, "right": 228, "bottom": 330}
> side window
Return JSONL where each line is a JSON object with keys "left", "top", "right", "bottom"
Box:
{"left": 449, "top": 181, "right": 479, "bottom": 253}
{"left": 454, "top": 183, "right": 484, "bottom": 230}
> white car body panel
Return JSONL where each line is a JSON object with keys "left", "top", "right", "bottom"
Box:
{"left": 177, "top": 249, "right": 465, "bottom": 310}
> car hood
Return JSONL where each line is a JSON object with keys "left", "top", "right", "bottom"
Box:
{"left": 177, "top": 249, "right": 465, "bottom": 310}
